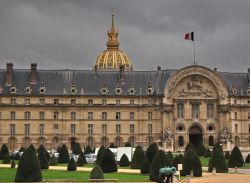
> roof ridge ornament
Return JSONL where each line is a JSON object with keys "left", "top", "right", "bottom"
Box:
{"left": 106, "top": 9, "right": 119, "bottom": 50}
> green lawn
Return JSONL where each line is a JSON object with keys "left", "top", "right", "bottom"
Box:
{"left": 199, "top": 157, "right": 210, "bottom": 167}
{"left": 0, "top": 168, "right": 150, "bottom": 182}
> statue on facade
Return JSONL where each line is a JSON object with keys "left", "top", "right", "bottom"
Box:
{"left": 163, "top": 128, "right": 173, "bottom": 142}
{"left": 220, "top": 127, "right": 232, "bottom": 142}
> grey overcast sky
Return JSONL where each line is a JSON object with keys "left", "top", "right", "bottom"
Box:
{"left": 0, "top": 0, "right": 249, "bottom": 72}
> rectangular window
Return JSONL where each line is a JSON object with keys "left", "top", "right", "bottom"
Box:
{"left": 11, "top": 111, "right": 16, "bottom": 119}
{"left": 10, "top": 98, "right": 16, "bottom": 105}
{"left": 234, "top": 112, "right": 237, "bottom": 119}
{"left": 88, "top": 124, "right": 93, "bottom": 135}
{"left": 148, "top": 99, "right": 152, "bottom": 105}
{"left": 88, "top": 112, "right": 93, "bottom": 120}
{"left": 130, "top": 99, "right": 134, "bottom": 105}
{"left": 102, "top": 99, "right": 107, "bottom": 105}
{"left": 24, "top": 112, "right": 30, "bottom": 120}
{"left": 10, "top": 124, "right": 15, "bottom": 135}
{"left": 116, "top": 124, "right": 121, "bottom": 134}
{"left": 102, "top": 112, "right": 107, "bottom": 120}
{"left": 39, "top": 112, "right": 45, "bottom": 120}
{"left": 39, "top": 98, "right": 45, "bottom": 105}
{"left": 235, "top": 124, "right": 238, "bottom": 133}
{"left": 148, "top": 124, "right": 152, "bottom": 134}
{"left": 248, "top": 124, "right": 250, "bottom": 133}
{"left": 88, "top": 99, "right": 93, "bottom": 105}
{"left": 102, "top": 124, "right": 107, "bottom": 135}
{"left": 54, "top": 99, "right": 59, "bottom": 105}
{"left": 71, "top": 124, "right": 76, "bottom": 136}
{"left": 116, "top": 112, "right": 121, "bottom": 120}
{"left": 177, "top": 103, "right": 184, "bottom": 118}
{"left": 71, "top": 99, "right": 76, "bottom": 105}
{"left": 71, "top": 112, "right": 76, "bottom": 120}
{"left": 130, "top": 112, "right": 135, "bottom": 120}
{"left": 53, "top": 124, "right": 59, "bottom": 134}
{"left": 192, "top": 104, "right": 200, "bottom": 118}
{"left": 130, "top": 124, "right": 135, "bottom": 134}
{"left": 25, "top": 124, "right": 30, "bottom": 135}
{"left": 54, "top": 112, "right": 59, "bottom": 119}
{"left": 207, "top": 103, "right": 214, "bottom": 118}
{"left": 116, "top": 99, "right": 120, "bottom": 106}
{"left": 39, "top": 124, "right": 44, "bottom": 136}
{"left": 25, "top": 99, "right": 30, "bottom": 105}
{"left": 148, "top": 112, "right": 152, "bottom": 120}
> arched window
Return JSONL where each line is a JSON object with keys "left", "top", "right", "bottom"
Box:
{"left": 178, "top": 136, "right": 184, "bottom": 147}
{"left": 115, "top": 136, "right": 122, "bottom": 147}
{"left": 235, "top": 136, "right": 240, "bottom": 146}
{"left": 101, "top": 137, "right": 109, "bottom": 147}
{"left": 208, "top": 136, "right": 214, "bottom": 146}
{"left": 128, "top": 136, "right": 136, "bottom": 147}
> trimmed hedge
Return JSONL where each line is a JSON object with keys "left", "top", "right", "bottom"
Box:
{"left": 67, "top": 158, "right": 77, "bottom": 171}
{"left": 11, "top": 160, "right": 16, "bottom": 168}
{"left": 3, "top": 154, "right": 11, "bottom": 164}
{"left": 119, "top": 154, "right": 129, "bottom": 167}
{"left": 38, "top": 151, "right": 49, "bottom": 169}
{"left": 58, "top": 144, "right": 69, "bottom": 163}
{"left": 124, "top": 142, "right": 131, "bottom": 147}
{"left": 195, "top": 144, "right": 206, "bottom": 157}
{"left": 225, "top": 151, "right": 230, "bottom": 160}
{"left": 173, "top": 154, "right": 182, "bottom": 169}
{"left": 96, "top": 146, "right": 106, "bottom": 165}
{"left": 140, "top": 158, "right": 150, "bottom": 174}
{"left": 228, "top": 146, "right": 244, "bottom": 168}
{"left": 131, "top": 146, "right": 146, "bottom": 169}
{"left": 146, "top": 143, "right": 158, "bottom": 164}
{"left": 48, "top": 154, "right": 58, "bottom": 166}
{"left": 245, "top": 154, "right": 250, "bottom": 163}
{"left": 73, "top": 142, "right": 82, "bottom": 155}
{"left": 0, "top": 144, "right": 9, "bottom": 160}
{"left": 77, "top": 152, "right": 85, "bottom": 167}
{"left": 90, "top": 165, "right": 104, "bottom": 179}
{"left": 99, "top": 148, "right": 117, "bottom": 173}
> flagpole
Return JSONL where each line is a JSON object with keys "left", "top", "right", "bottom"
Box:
{"left": 193, "top": 40, "right": 196, "bottom": 65}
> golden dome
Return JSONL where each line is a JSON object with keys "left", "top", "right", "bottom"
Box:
{"left": 94, "top": 12, "right": 133, "bottom": 71}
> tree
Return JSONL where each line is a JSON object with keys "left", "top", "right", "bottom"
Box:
{"left": 89, "top": 165, "right": 104, "bottom": 180}
{"left": 140, "top": 157, "right": 150, "bottom": 174}
{"left": 208, "top": 144, "right": 228, "bottom": 173}
{"left": 58, "top": 144, "right": 69, "bottom": 163}
{"left": 245, "top": 154, "right": 250, "bottom": 163}
{"left": 195, "top": 144, "right": 206, "bottom": 157}
{"left": 124, "top": 142, "right": 131, "bottom": 147}
{"left": 228, "top": 146, "right": 244, "bottom": 168}
{"left": 119, "top": 154, "right": 129, "bottom": 167}
{"left": 185, "top": 143, "right": 194, "bottom": 152}
{"left": 150, "top": 150, "right": 171, "bottom": 181}
{"left": 166, "top": 151, "right": 174, "bottom": 166}
{"left": 15, "top": 146, "right": 42, "bottom": 182}
{"left": 77, "top": 152, "right": 85, "bottom": 167}
{"left": 67, "top": 157, "right": 77, "bottom": 171}
{"left": 99, "top": 148, "right": 117, "bottom": 173}
{"left": 3, "top": 154, "right": 11, "bottom": 164}
{"left": 37, "top": 145, "right": 50, "bottom": 162}
{"left": 73, "top": 142, "right": 82, "bottom": 155}
{"left": 131, "top": 146, "right": 146, "bottom": 169}
{"left": 48, "top": 154, "right": 58, "bottom": 166}
{"left": 0, "top": 144, "right": 9, "bottom": 160}
{"left": 225, "top": 151, "right": 230, "bottom": 160}
{"left": 84, "top": 145, "right": 92, "bottom": 155}
{"left": 96, "top": 146, "right": 106, "bottom": 165}
{"left": 181, "top": 148, "right": 202, "bottom": 177}
{"left": 38, "top": 151, "right": 49, "bottom": 169}
{"left": 173, "top": 154, "right": 182, "bottom": 169}
{"left": 146, "top": 143, "right": 159, "bottom": 164}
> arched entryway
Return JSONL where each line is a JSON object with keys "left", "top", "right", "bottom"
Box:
{"left": 189, "top": 125, "right": 203, "bottom": 147}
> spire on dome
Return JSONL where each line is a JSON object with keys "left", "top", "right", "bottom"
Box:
{"left": 106, "top": 9, "right": 119, "bottom": 50}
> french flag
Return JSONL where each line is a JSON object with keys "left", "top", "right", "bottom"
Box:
{"left": 185, "top": 32, "right": 194, "bottom": 41}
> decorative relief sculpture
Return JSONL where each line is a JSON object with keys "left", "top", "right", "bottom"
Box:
{"left": 162, "top": 128, "right": 173, "bottom": 142}
{"left": 220, "top": 127, "right": 232, "bottom": 142}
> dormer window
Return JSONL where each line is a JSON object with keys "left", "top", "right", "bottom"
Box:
{"left": 100, "top": 83, "right": 109, "bottom": 95}
{"left": 71, "top": 82, "right": 77, "bottom": 94}
{"left": 115, "top": 84, "right": 122, "bottom": 95}
{"left": 128, "top": 85, "right": 136, "bottom": 95}
{"left": 147, "top": 81, "right": 154, "bottom": 95}
{"left": 246, "top": 86, "right": 250, "bottom": 95}
{"left": 232, "top": 88, "right": 237, "bottom": 95}
{"left": 24, "top": 85, "right": 32, "bottom": 94}
{"left": 39, "top": 82, "right": 46, "bottom": 94}
{"left": 10, "top": 85, "right": 17, "bottom": 94}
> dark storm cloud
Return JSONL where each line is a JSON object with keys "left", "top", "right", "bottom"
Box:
{"left": 0, "top": 0, "right": 249, "bottom": 72}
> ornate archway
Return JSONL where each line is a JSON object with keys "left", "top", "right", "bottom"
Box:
{"left": 188, "top": 124, "right": 203, "bottom": 147}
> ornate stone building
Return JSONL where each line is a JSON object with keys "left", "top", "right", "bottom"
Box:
{"left": 0, "top": 14, "right": 250, "bottom": 152}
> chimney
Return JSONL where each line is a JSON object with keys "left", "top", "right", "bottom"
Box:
{"left": 94, "top": 64, "right": 98, "bottom": 78}
{"left": 119, "top": 65, "right": 125, "bottom": 83}
{"left": 157, "top": 66, "right": 161, "bottom": 71}
{"left": 5, "top": 63, "right": 13, "bottom": 86}
{"left": 30, "top": 63, "right": 37, "bottom": 84}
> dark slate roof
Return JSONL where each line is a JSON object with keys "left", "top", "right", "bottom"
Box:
{"left": 0, "top": 69, "right": 249, "bottom": 96}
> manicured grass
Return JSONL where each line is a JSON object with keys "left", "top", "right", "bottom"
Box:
{"left": 199, "top": 157, "right": 210, "bottom": 167}
{"left": 0, "top": 168, "right": 150, "bottom": 182}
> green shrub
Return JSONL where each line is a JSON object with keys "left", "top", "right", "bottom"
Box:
{"left": 208, "top": 144, "right": 228, "bottom": 173}
{"left": 146, "top": 143, "right": 158, "bottom": 164}
{"left": 166, "top": 151, "right": 174, "bottom": 165}
{"left": 109, "top": 143, "right": 116, "bottom": 148}
{"left": 119, "top": 154, "right": 129, "bottom": 167}
{"left": 96, "top": 146, "right": 106, "bottom": 165}
{"left": 185, "top": 143, "right": 194, "bottom": 152}
{"left": 37, "top": 145, "right": 50, "bottom": 161}
{"left": 19, "top": 147, "right": 25, "bottom": 152}
{"left": 84, "top": 145, "right": 93, "bottom": 155}
{"left": 124, "top": 142, "right": 131, "bottom": 147}
{"left": 77, "top": 152, "right": 85, "bottom": 167}
{"left": 73, "top": 142, "right": 82, "bottom": 155}
{"left": 225, "top": 151, "right": 230, "bottom": 160}
{"left": 131, "top": 146, "right": 146, "bottom": 169}
{"left": 195, "top": 144, "right": 206, "bottom": 156}
{"left": 228, "top": 146, "right": 244, "bottom": 168}
{"left": 150, "top": 150, "right": 171, "bottom": 181}
{"left": 3, "top": 154, "right": 11, "bottom": 164}
{"left": 11, "top": 160, "right": 16, "bottom": 168}
{"left": 89, "top": 165, "right": 104, "bottom": 179}
{"left": 15, "top": 146, "right": 42, "bottom": 182}
{"left": 58, "top": 144, "right": 69, "bottom": 163}
{"left": 204, "top": 148, "right": 211, "bottom": 158}
{"left": 14, "top": 153, "right": 20, "bottom": 160}
{"left": 48, "top": 154, "right": 58, "bottom": 166}
{"left": 140, "top": 158, "right": 150, "bottom": 174}
{"left": 29, "top": 144, "right": 36, "bottom": 153}
{"left": 181, "top": 148, "right": 202, "bottom": 177}
{"left": 67, "top": 158, "right": 77, "bottom": 171}
{"left": 245, "top": 154, "right": 250, "bottom": 163}
{"left": 173, "top": 155, "right": 182, "bottom": 169}
{"left": 38, "top": 151, "right": 49, "bottom": 169}
{"left": 99, "top": 148, "right": 117, "bottom": 173}
{"left": 0, "top": 144, "right": 9, "bottom": 160}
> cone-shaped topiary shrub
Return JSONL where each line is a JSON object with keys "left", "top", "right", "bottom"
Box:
{"left": 29, "top": 144, "right": 36, "bottom": 153}
{"left": 185, "top": 143, "right": 194, "bottom": 152}
{"left": 245, "top": 154, "right": 250, "bottom": 163}
{"left": 228, "top": 146, "right": 244, "bottom": 168}
{"left": 58, "top": 144, "right": 69, "bottom": 163}
{"left": 150, "top": 150, "right": 172, "bottom": 181}
{"left": 19, "top": 147, "right": 25, "bottom": 152}
{"left": 208, "top": 144, "right": 228, "bottom": 173}
{"left": 166, "top": 151, "right": 174, "bottom": 165}
{"left": 38, "top": 151, "right": 49, "bottom": 169}
{"left": 14, "top": 153, "right": 20, "bottom": 160}
{"left": 140, "top": 157, "right": 150, "bottom": 174}
{"left": 77, "top": 152, "right": 85, "bottom": 167}
{"left": 146, "top": 143, "right": 159, "bottom": 164}
{"left": 73, "top": 142, "right": 82, "bottom": 155}
{"left": 131, "top": 145, "right": 146, "bottom": 169}
{"left": 109, "top": 143, "right": 116, "bottom": 148}
{"left": 84, "top": 145, "right": 92, "bottom": 155}
{"left": 11, "top": 160, "right": 16, "bottom": 168}
{"left": 96, "top": 146, "right": 106, "bottom": 165}
{"left": 0, "top": 144, "right": 9, "bottom": 160}
{"left": 204, "top": 148, "right": 211, "bottom": 158}
{"left": 195, "top": 144, "right": 207, "bottom": 156}
{"left": 48, "top": 154, "right": 58, "bottom": 166}
{"left": 173, "top": 154, "right": 182, "bottom": 169}
{"left": 89, "top": 165, "right": 104, "bottom": 179}
{"left": 37, "top": 145, "right": 50, "bottom": 161}
{"left": 15, "top": 146, "right": 42, "bottom": 182}
{"left": 119, "top": 154, "right": 129, "bottom": 167}
{"left": 181, "top": 148, "right": 202, "bottom": 177}
{"left": 99, "top": 148, "right": 117, "bottom": 173}
{"left": 225, "top": 151, "right": 230, "bottom": 160}
{"left": 3, "top": 154, "right": 11, "bottom": 164}
{"left": 67, "top": 157, "right": 77, "bottom": 171}
{"left": 124, "top": 142, "right": 131, "bottom": 147}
